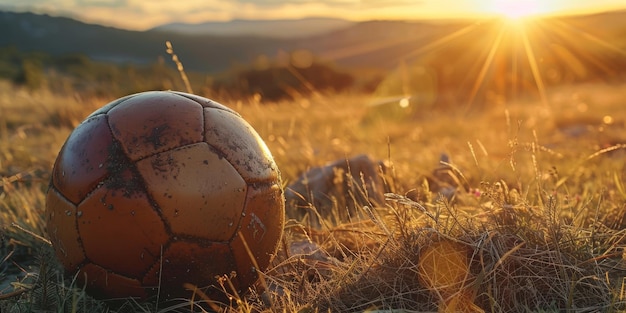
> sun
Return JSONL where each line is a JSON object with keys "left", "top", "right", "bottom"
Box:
{"left": 489, "top": 0, "right": 551, "bottom": 20}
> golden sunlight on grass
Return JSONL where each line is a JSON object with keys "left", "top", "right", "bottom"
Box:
{"left": 2, "top": 78, "right": 626, "bottom": 312}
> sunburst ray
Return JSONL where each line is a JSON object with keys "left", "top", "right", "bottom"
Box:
{"left": 519, "top": 21, "right": 549, "bottom": 106}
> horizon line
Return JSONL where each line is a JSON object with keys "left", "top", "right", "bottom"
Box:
{"left": 1, "top": 6, "right": 625, "bottom": 32}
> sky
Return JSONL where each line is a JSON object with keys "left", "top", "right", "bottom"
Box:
{"left": 1, "top": 0, "right": 625, "bottom": 30}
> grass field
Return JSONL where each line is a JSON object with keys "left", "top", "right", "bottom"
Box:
{"left": 2, "top": 78, "right": 626, "bottom": 312}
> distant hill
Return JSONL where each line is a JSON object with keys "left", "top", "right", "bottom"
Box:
{"left": 1, "top": 9, "right": 626, "bottom": 76}
{"left": 292, "top": 20, "right": 473, "bottom": 68}
{"left": 151, "top": 17, "right": 355, "bottom": 39}
{"left": 0, "top": 10, "right": 472, "bottom": 72}
{"left": 0, "top": 10, "right": 288, "bottom": 72}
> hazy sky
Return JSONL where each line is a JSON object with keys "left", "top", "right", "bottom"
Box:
{"left": 1, "top": 0, "right": 625, "bottom": 30}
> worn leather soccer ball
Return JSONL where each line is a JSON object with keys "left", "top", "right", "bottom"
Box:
{"left": 46, "top": 91, "right": 284, "bottom": 300}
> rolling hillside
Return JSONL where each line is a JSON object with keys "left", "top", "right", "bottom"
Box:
{"left": 0, "top": 11, "right": 475, "bottom": 73}
{"left": 1, "top": 9, "right": 626, "bottom": 84}
{"left": 0, "top": 11, "right": 288, "bottom": 72}
{"left": 150, "top": 17, "right": 355, "bottom": 38}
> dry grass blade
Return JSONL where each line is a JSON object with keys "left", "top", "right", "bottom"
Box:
{"left": 165, "top": 41, "right": 194, "bottom": 94}
{"left": 385, "top": 193, "right": 436, "bottom": 221}
{"left": 585, "top": 143, "right": 626, "bottom": 161}
{"left": 11, "top": 222, "right": 51, "bottom": 246}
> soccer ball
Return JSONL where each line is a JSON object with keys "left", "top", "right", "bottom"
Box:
{"left": 45, "top": 91, "right": 285, "bottom": 300}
